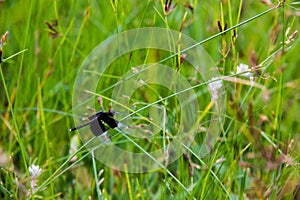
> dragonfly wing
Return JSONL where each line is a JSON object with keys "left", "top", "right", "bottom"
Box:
{"left": 90, "top": 119, "right": 107, "bottom": 136}
{"left": 97, "top": 131, "right": 111, "bottom": 145}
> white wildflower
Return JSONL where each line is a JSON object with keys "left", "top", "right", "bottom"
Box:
{"left": 208, "top": 77, "right": 223, "bottom": 101}
{"left": 236, "top": 63, "right": 252, "bottom": 78}
{"left": 27, "top": 164, "right": 42, "bottom": 196}
{"left": 28, "top": 164, "right": 41, "bottom": 179}
{"left": 131, "top": 67, "right": 139, "bottom": 74}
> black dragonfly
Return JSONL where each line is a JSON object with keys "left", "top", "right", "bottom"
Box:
{"left": 70, "top": 109, "right": 119, "bottom": 137}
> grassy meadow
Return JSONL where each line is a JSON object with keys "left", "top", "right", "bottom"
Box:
{"left": 0, "top": 0, "right": 300, "bottom": 199}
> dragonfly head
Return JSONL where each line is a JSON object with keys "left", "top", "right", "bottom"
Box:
{"left": 108, "top": 109, "right": 115, "bottom": 116}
